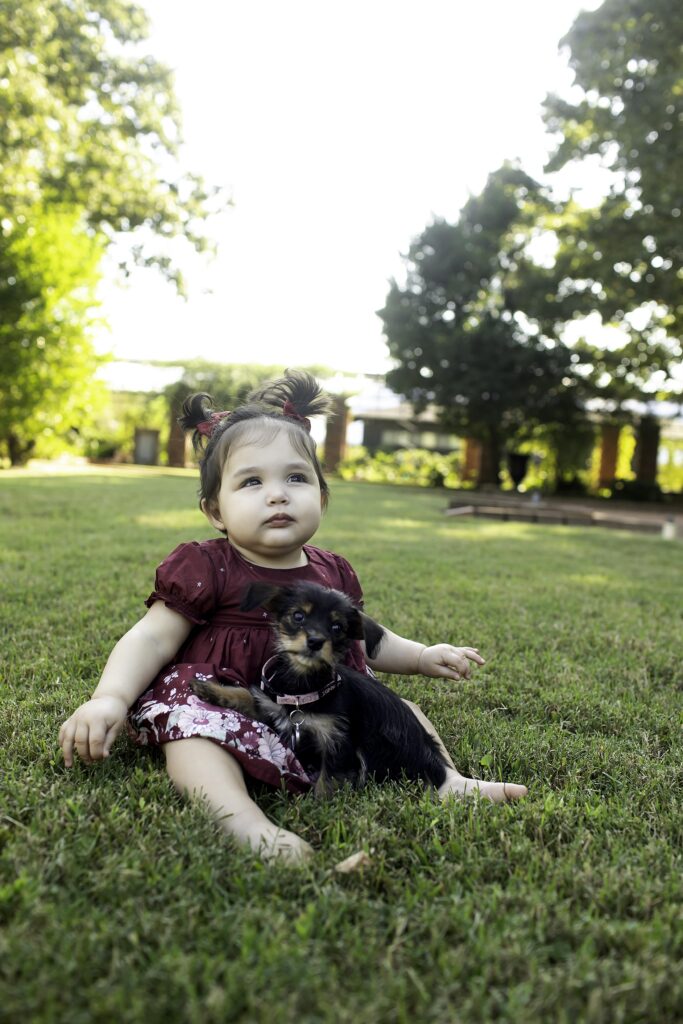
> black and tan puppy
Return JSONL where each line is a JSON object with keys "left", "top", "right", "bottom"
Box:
{"left": 190, "top": 581, "right": 448, "bottom": 797}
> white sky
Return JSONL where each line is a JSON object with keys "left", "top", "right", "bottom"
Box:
{"left": 96, "top": 0, "right": 605, "bottom": 378}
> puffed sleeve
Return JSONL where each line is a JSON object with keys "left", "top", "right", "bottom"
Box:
{"left": 144, "top": 542, "right": 220, "bottom": 624}
{"left": 332, "top": 553, "right": 364, "bottom": 608}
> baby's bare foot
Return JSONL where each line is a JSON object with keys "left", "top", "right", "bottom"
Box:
{"left": 256, "top": 826, "right": 314, "bottom": 864}
{"left": 439, "top": 771, "right": 527, "bottom": 804}
{"left": 219, "top": 809, "right": 313, "bottom": 864}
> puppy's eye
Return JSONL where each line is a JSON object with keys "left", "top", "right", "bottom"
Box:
{"left": 292, "top": 610, "right": 305, "bottom": 624}
{"left": 331, "top": 623, "right": 344, "bottom": 637}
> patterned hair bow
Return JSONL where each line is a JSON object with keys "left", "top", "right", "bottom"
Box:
{"left": 196, "top": 411, "right": 231, "bottom": 438}
{"left": 283, "top": 400, "right": 311, "bottom": 432}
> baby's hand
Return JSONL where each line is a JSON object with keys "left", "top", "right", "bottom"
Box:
{"left": 59, "top": 695, "right": 128, "bottom": 767}
{"left": 417, "top": 644, "right": 485, "bottom": 680}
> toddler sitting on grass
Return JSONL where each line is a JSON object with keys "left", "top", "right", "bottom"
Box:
{"left": 59, "top": 370, "right": 527, "bottom": 862}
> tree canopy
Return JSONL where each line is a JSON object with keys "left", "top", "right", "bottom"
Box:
{"left": 0, "top": 0, "right": 219, "bottom": 463}
{"left": 378, "top": 166, "right": 586, "bottom": 485}
{"left": 1, "top": 0, "right": 217, "bottom": 279}
{"left": 382, "top": 4, "right": 682, "bottom": 488}
{"left": 544, "top": 0, "right": 682, "bottom": 345}
{"left": 0, "top": 204, "right": 106, "bottom": 464}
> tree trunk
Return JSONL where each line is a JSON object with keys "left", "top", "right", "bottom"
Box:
{"left": 167, "top": 398, "right": 186, "bottom": 468}
{"left": 323, "top": 395, "right": 349, "bottom": 473}
{"left": 7, "top": 433, "right": 35, "bottom": 466}
{"left": 633, "top": 416, "right": 660, "bottom": 485}
{"left": 461, "top": 438, "right": 481, "bottom": 483}
{"left": 477, "top": 431, "right": 501, "bottom": 488}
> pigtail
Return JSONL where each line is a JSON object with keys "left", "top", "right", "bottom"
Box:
{"left": 178, "top": 393, "right": 229, "bottom": 455}
{"left": 179, "top": 392, "right": 213, "bottom": 431}
{"left": 248, "top": 369, "right": 332, "bottom": 422}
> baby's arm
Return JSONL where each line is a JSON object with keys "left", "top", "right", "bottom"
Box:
{"left": 365, "top": 624, "right": 485, "bottom": 681}
{"left": 59, "top": 601, "right": 192, "bottom": 766}
{"left": 365, "top": 623, "right": 528, "bottom": 804}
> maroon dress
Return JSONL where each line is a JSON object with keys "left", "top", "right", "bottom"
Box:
{"left": 127, "top": 539, "right": 368, "bottom": 793}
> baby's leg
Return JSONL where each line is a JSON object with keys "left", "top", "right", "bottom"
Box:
{"left": 401, "top": 699, "right": 528, "bottom": 803}
{"left": 163, "top": 737, "right": 313, "bottom": 863}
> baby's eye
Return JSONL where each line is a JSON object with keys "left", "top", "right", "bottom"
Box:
{"left": 287, "top": 472, "right": 309, "bottom": 483}
{"left": 292, "top": 610, "right": 306, "bottom": 624}
{"left": 240, "top": 477, "right": 261, "bottom": 488}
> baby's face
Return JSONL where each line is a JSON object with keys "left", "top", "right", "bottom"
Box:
{"left": 204, "top": 429, "right": 322, "bottom": 568}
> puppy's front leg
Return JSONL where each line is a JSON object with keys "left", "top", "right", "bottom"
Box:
{"left": 313, "top": 751, "right": 359, "bottom": 799}
{"left": 313, "top": 760, "right": 337, "bottom": 800}
{"left": 190, "top": 678, "right": 259, "bottom": 717}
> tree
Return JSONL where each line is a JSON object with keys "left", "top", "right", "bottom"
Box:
{"left": 541, "top": 0, "right": 683, "bottom": 486}
{"left": 543, "top": 0, "right": 682, "bottom": 379}
{"left": 0, "top": 205, "right": 106, "bottom": 464}
{"left": 378, "top": 166, "right": 585, "bottom": 486}
{"left": 0, "top": 0, "right": 220, "bottom": 462}
{"left": 0, "top": 0, "right": 217, "bottom": 279}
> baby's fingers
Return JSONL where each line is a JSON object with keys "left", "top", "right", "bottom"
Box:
{"left": 74, "top": 721, "right": 95, "bottom": 765}
{"left": 59, "top": 719, "right": 76, "bottom": 767}
{"left": 461, "top": 647, "right": 486, "bottom": 666}
{"left": 102, "top": 720, "right": 123, "bottom": 758}
{"left": 87, "top": 720, "right": 110, "bottom": 761}
{"left": 439, "top": 658, "right": 470, "bottom": 680}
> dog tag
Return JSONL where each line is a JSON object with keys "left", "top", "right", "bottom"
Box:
{"left": 289, "top": 709, "right": 305, "bottom": 750}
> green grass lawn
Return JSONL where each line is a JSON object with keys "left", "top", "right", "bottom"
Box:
{"left": 1, "top": 468, "right": 681, "bottom": 1023}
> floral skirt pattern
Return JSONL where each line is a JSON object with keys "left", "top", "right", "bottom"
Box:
{"left": 127, "top": 663, "right": 312, "bottom": 794}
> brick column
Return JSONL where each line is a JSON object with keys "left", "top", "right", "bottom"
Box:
{"left": 598, "top": 424, "right": 621, "bottom": 487}
{"left": 323, "top": 396, "right": 349, "bottom": 472}
{"left": 462, "top": 438, "right": 481, "bottom": 482}
{"left": 167, "top": 399, "right": 187, "bottom": 467}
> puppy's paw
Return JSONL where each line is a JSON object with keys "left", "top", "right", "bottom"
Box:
{"left": 190, "top": 678, "right": 257, "bottom": 715}
{"left": 313, "top": 770, "right": 357, "bottom": 800}
{"left": 189, "top": 676, "right": 214, "bottom": 701}
{"left": 313, "top": 773, "right": 336, "bottom": 800}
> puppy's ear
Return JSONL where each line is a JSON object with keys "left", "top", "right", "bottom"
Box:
{"left": 240, "top": 582, "right": 284, "bottom": 612}
{"left": 360, "top": 613, "right": 385, "bottom": 660}
{"left": 346, "top": 607, "right": 365, "bottom": 641}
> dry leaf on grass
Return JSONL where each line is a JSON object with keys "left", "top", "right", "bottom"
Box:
{"left": 334, "top": 850, "right": 373, "bottom": 874}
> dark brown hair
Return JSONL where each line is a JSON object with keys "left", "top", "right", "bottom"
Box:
{"left": 179, "top": 370, "right": 332, "bottom": 532}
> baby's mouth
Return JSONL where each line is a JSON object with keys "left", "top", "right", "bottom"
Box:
{"left": 265, "top": 514, "right": 294, "bottom": 525}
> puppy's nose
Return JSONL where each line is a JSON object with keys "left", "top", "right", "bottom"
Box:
{"left": 306, "top": 635, "right": 325, "bottom": 652}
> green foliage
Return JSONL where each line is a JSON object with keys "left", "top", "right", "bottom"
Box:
{"left": 0, "top": 205, "right": 107, "bottom": 463}
{"left": 0, "top": 0, "right": 220, "bottom": 463}
{"left": 615, "top": 423, "right": 637, "bottom": 482}
{"left": 382, "top": 3, "right": 683, "bottom": 486}
{"left": 379, "top": 166, "right": 587, "bottom": 487}
{"left": 543, "top": 0, "right": 682, "bottom": 397}
{"left": 508, "top": 421, "right": 597, "bottom": 495}
{"left": 165, "top": 361, "right": 293, "bottom": 412}
{"left": 1, "top": 472, "right": 682, "bottom": 1022}
{"left": 84, "top": 391, "right": 169, "bottom": 462}
{"left": 0, "top": 0, "right": 219, "bottom": 280}
{"left": 545, "top": 0, "right": 682, "bottom": 326}
{"left": 337, "top": 446, "right": 463, "bottom": 488}
{"left": 75, "top": 362, "right": 336, "bottom": 467}
{"left": 657, "top": 436, "right": 683, "bottom": 493}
